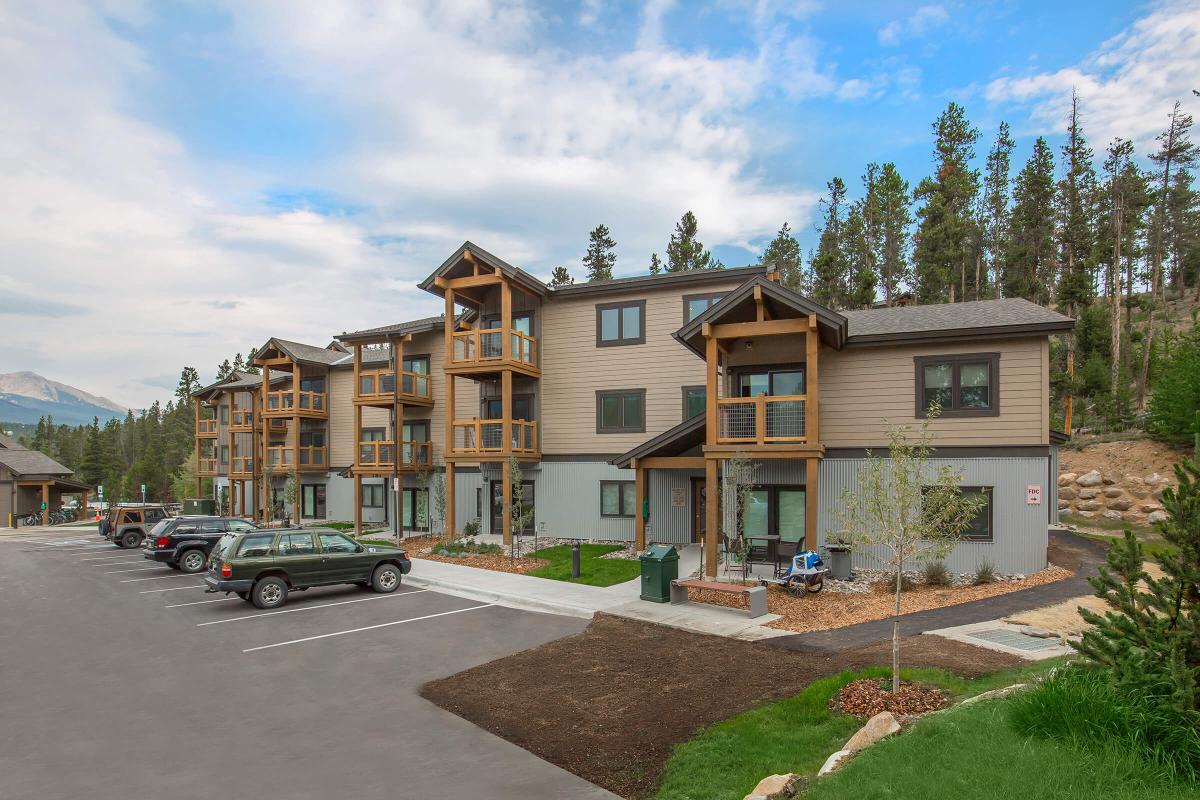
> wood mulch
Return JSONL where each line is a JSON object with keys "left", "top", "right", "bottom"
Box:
{"left": 832, "top": 678, "right": 948, "bottom": 718}
{"left": 420, "top": 614, "right": 1024, "bottom": 800}
{"left": 397, "top": 535, "right": 549, "bottom": 575}
{"left": 686, "top": 565, "right": 1073, "bottom": 634}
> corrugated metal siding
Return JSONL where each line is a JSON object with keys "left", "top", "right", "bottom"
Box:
{"left": 1049, "top": 447, "right": 1060, "bottom": 524}
{"left": 818, "top": 456, "right": 1050, "bottom": 575}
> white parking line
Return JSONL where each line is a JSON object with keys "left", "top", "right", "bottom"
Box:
{"left": 197, "top": 589, "right": 429, "bottom": 626}
{"left": 87, "top": 558, "right": 147, "bottom": 565}
{"left": 242, "top": 604, "right": 494, "bottom": 653}
{"left": 103, "top": 566, "right": 162, "bottom": 574}
{"left": 120, "top": 574, "right": 197, "bottom": 583}
{"left": 139, "top": 585, "right": 205, "bottom": 593}
{"left": 164, "top": 596, "right": 240, "bottom": 608}
{"left": 79, "top": 554, "right": 143, "bottom": 562}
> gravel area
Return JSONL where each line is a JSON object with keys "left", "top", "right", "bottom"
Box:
{"left": 833, "top": 678, "right": 949, "bottom": 717}
{"left": 389, "top": 534, "right": 550, "bottom": 575}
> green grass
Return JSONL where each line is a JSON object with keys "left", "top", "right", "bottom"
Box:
{"left": 1061, "top": 512, "right": 1159, "bottom": 537}
{"left": 1065, "top": 525, "right": 1180, "bottom": 562}
{"left": 526, "top": 544, "right": 641, "bottom": 587}
{"left": 358, "top": 538, "right": 399, "bottom": 547}
{"left": 322, "top": 521, "right": 355, "bottom": 530}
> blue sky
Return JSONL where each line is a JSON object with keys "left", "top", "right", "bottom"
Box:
{"left": 1, "top": 1, "right": 1196, "bottom": 408}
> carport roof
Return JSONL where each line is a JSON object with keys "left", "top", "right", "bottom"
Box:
{"left": 0, "top": 440, "right": 74, "bottom": 477}
{"left": 610, "top": 414, "right": 706, "bottom": 469}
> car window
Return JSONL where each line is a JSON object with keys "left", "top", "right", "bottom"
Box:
{"left": 278, "top": 533, "right": 317, "bottom": 556}
{"left": 174, "top": 525, "right": 198, "bottom": 537}
{"left": 125, "top": 511, "right": 142, "bottom": 524}
{"left": 236, "top": 534, "right": 275, "bottom": 558}
{"left": 227, "top": 520, "right": 256, "bottom": 532}
{"left": 199, "top": 520, "right": 225, "bottom": 534}
{"left": 211, "top": 533, "right": 235, "bottom": 558}
{"left": 149, "top": 520, "right": 172, "bottom": 536}
{"left": 145, "top": 509, "right": 166, "bottom": 523}
{"left": 317, "top": 533, "right": 359, "bottom": 554}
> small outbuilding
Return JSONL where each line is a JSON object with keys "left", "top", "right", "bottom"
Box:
{"left": 0, "top": 434, "right": 92, "bottom": 527}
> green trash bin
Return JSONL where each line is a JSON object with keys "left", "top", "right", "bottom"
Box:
{"left": 639, "top": 544, "right": 679, "bottom": 603}
{"left": 182, "top": 498, "right": 216, "bottom": 516}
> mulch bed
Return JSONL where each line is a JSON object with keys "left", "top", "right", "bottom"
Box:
{"left": 686, "top": 565, "right": 1073, "bottom": 634}
{"left": 396, "top": 535, "right": 549, "bottom": 575}
{"left": 832, "top": 678, "right": 948, "bottom": 717}
{"left": 420, "top": 614, "right": 1024, "bottom": 799}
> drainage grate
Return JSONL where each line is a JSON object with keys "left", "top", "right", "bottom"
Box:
{"left": 966, "top": 627, "right": 1062, "bottom": 652}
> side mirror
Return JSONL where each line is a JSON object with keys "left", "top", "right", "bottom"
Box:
{"left": 356, "top": 544, "right": 365, "bottom": 553}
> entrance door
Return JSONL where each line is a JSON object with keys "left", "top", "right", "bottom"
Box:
{"left": 400, "top": 488, "right": 429, "bottom": 532}
{"left": 690, "top": 477, "right": 706, "bottom": 543}
{"left": 301, "top": 484, "right": 326, "bottom": 519}
{"left": 490, "top": 480, "right": 535, "bottom": 535}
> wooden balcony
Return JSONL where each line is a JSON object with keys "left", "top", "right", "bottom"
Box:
{"left": 262, "top": 390, "right": 328, "bottom": 419}
{"left": 355, "top": 440, "right": 434, "bottom": 474}
{"left": 447, "top": 329, "right": 539, "bottom": 377}
{"left": 230, "top": 456, "right": 254, "bottom": 478}
{"left": 265, "top": 446, "right": 328, "bottom": 471}
{"left": 196, "top": 418, "right": 218, "bottom": 437}
{"left": 716, "top": 395, "right": 808, "bottom": 445}
{"left": 198, "top": 457, "right": 218, "bottom": 476}
{"left": 449, "top": 419, "right": 538, "bottom": 459}
{"left": 230, "top": 409, "right": 254, "bottom": 431}
{"left": 355, "top": 368, "right": 433, "bottom": 407}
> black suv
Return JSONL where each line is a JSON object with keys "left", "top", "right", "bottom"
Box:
{"left": 143, "top": 516, "right": 259, "bottom": 574}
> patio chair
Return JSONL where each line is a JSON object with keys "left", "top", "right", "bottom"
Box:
{"left": 774, "top": 540, "right": 799, "bottom": 578}
{"left": 720, "top": 534, "right": 748, "bottom": 580}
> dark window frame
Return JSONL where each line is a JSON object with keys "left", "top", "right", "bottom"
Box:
{"left": 400, "top": 353, "right": 431, "bottom": 374}
{"left": 595, "top": 300, "right": 647, "bottom": 347}
{"left": 740, "top": 484, "right": 807, "bottom": 541}
{"left": 362, "top": 484, "right": 385, "bottom": 509}
{"left": 682, "top": 292, "right": 728, "bottom": 323}
{"left": 361, "top": 426, "right": 386, "bottom": 442}
{"left": 922, "top": 485, "right": 994, "bottom": 542}
{"left": 595, "top": 388, "right": 647, "bottom": 433}
{"left": 914, "top": 353, "right": 1000, "bottom": 418}
{"left": 600, "top": 480, "right": 637, "bottom": 517}
{"left": 481, "top": 393, "right": 535, "bottom": 422}
{"left": 681, "top": 385, "right": 706, "bottom": 420}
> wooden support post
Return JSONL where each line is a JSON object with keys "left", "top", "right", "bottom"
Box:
{"left": 445, "top": 462, "right": 456, "bottom": 538}
{"left": 354, "top": 473, "right": 363, "bottom": 535}
{"left": 704, "top": 459, "right": 719, "bottom": 578}
{"left": 193, "top": 400, "right": 202, "bottom": 496}
{"left": 634, "top": 459, "right": 646, "bottom": 550}
{"left": 501, "top": 278, "right": 512, "bottom": 362}
{"left": 501, "top": 369, "right": 512, "bottom": 454}
{"left": 805, "top": 458, "right": 818, "bottom": 552}
{"left": 261, "top": 367, "right": 269, "bottom": 522}
{"left": 807, "top": 315, "right": 819, "bottom": 444}
{"left": 705, "top": 336, "right": 719, "bottom": 447}
{"left": 501, "top": 458, "right": 513, "bottom": 546}
{"left": 755, "top": 394, "right": 766, "bottom": 445}
{"left": 41, "top": 482, "right": 50, "bottom": 527}
{"left": 291, "top": 361, "right": 300, "bottom": 524}
{"left": 80, "top": 490, "right": 88, "bottom": 521}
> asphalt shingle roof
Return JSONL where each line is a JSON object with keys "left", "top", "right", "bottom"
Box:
{"left": 843, "top": 298, "right": 1073, "bottom": 341}
{"left": 272, "top": 338, "right": 346, "bottom": 366}
{"left": 0, "top": 443, "right": 73, "bottom": 477}
{"left": 339, "top": 315, "right": 447, "bottom": 340}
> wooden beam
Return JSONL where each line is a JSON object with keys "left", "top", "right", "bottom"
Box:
{"left": 634, "top": 461, "right": 646, "bottom": 550}
{"left": 193, "top": 400, "right": 201, "bottom": 497}
{"left": 704, "top": 459, "right": 718, "bottom": 578}
{"left": 41, "top": 481, "right": 50, "bottom": 527}
{"left": 710, "top": 318, "right": 809, "bottom": 339}
{"left": 443, "top": 274, "right": 503, "bottom": 290}
{"left": 703, "top": 445, "right": 824, "bottom": 458}
{"left": 354, "top": 473, "right": 363, "bottom": 535}
{"left": 805, "top": 457, "right": 818, "bottom": 552}
{"left": 258, "top": 357, "right": 292, "bottom": 367}
{"left": 754, "top": 285, "right": 764, "bottom": 323}
{"left": 705, "top": 335, "right": 718, "bottom": 448}
{"left": 501, "top": 458, "right": 512, "bottom": 546}
{"left": 501, "top": 369, "right": 512, "bottom": 455}
{"left": 445, "top": 462, "right": 456, "bottom": 538}
{"left": 807, "top": 314, "right": 819, "bottom": 445}
{"left": 637, "top": 456, "right": 706, "bottom": 469}
{"left": 501, "top": 276, "right": 512, "bottom": 361}
{"left": 444, "top": 288, "right": 455, "bottom": 368}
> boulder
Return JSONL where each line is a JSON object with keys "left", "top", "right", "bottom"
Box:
{"left": 1128, "top": 484, "right": 1150, "bottom": 499}
{"left": 1103, "top": 487, "right": 1124, "bottom": 498}
{"left": 1144, "top": 473, "right": 1167, "bottom": 485}
{"left": 1153, "top": 486, "right": 1167, "bottom": 499}
{"left": 1075, "top": 510, "right": 1096, "bottom": 518}
{"left": 1140, "top": 502, "right": 1163, "bottom": 513}
{"left": 1102, "top": 510, "right": 1123, "bottom": 520}
{"left": 1078, "top": 487, "right": 1101, "bottom": 500}
{"left": 818, "top": 750, "right": 853, "bottom": 777}
{"left": 1059, "top": 486, "right": 1077, "bottom": 500}
{"left": 1076, "top": 500, "right": 1101, "bottom": 511}
{"left": 961, "top": 683, "right": 1029, "bottom": 705}
{"left": 744, "top": 773, "right": 800, "bottom": 800}
{"left": 844, "top": 712, "right": 902, "bottom": 753}
{"left": 1076, "top": 470, "right": 1103, "bottom": 487}
{"left": 1058, "top": 472, "right": 1078, "bottom": 486}
{"left": 1102, "top": 474, "right": 1118, "bottom": 485}
{"left": 1148, "top": 510, "right": 1168, "bottom": 524}
{"left": 1058, "top": 500, "right": 1071, "bottom": 510}
{"left": 1124, "top": 474, "right": 1144, "bottom": 485}
{"left": 1108, "top": 499, "right": 1133, "bottom": 511}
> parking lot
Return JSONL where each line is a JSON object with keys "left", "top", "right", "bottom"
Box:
{"left": 0, "top": 527, "right": 617, "bottom": 799}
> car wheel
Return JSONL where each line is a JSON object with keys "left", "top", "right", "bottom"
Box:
{"left": 120, "top": 531, "right": 142, "bottom": 549}
{"left": 371, "top": 564, "right": 401, "bottom": 594}
{"left": 252, "top": 577, "right": 288, "bottom": 609}
{"left": 236, "top": 591, "right": 250, "bottom": 601}
{"left": 178, "top": 549, "right": 207, "bottom": 574}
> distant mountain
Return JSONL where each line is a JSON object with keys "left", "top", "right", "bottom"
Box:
{"left": 0, "top": 371, "right": 127, "bottom": 427}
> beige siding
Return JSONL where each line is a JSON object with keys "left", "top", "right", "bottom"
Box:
{"left": 539, "top": 279, "right": 747, "bottom": 454}
{"left": 819, "top": 336, "right": 1049, "bottom": 447}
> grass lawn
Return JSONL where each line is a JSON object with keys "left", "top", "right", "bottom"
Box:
{"left": 1064, "top": 523, "right": 1179, "bottom": 562}
{"left": 527, "top": 544, "right": 641, "bottom": 587}
{"left": 654, "top": 658, "right": 1183, "bottom": 800}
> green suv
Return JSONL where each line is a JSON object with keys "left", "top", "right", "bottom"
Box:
{"left": 205, "top": 528, "right": 412, "bottom": 609}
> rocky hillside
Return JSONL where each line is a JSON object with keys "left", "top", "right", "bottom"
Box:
{"left": 0, "top": 371, "right": 126, "bottom": 426}
{"left": 1058, "top": 438, "right": 1191, "bottom": 525}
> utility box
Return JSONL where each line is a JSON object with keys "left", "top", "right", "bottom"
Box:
{"left": 182, "top": 498, "right": 216, "bottom": 516}
{"left": 639, "top": 544, "right": 679, "bottom": 603}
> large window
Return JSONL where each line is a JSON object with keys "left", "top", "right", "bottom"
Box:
{"left": 219, "top": 404, "right": 229, "bottom": 424}
{"left": 596, "top": 389, "right": 646, "bottom": 433}
{"left": 482, "top": 396, "right": 532, "bottom": 421}
{"left": 923, "top": 486, "right": 993, "bottom": 542}
{"left": 682, "top": 385, "right": 706, "bottom": 420}
{"left": 299, "top": 427, "right": 325, "bottom": 448}
{"left": 361, "top": 427, "right": 386, "bottom": 442}
{"left": 740, "top": 486, "right": 806, "bottom": 543}
{"left": 596, "top": 300, "right": 645, "bottom": 346}
{"left": 402, "top": 355, "right": 429, "bottom": 374}
{"left": 600, "top": 481, "right": 637, "bottom": 517}
{"left": 362, "top": 484, "right": 385, "bottom": 509}
{"left": 683, "top": 292, "right": 727, "bottom": 323}
{"left": 914, "top": 353, "right": 999, "bottom": 417}
{"left": 736, "top": 369, "right": 805, "bottom": 397}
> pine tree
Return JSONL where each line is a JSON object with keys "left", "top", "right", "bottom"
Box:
{"left": 1166, "top": 168, "right": 1198, "bottom": 298}
{"left": 843, "top": 204, "right": 878, "bottom": 308}
{"left": 649, "top": 253, "right": 663, "bottom": 275}
{"left": 1005, "top": 137, "right": 1057, "bottom": 303}
{"left": 982, "top": 121, "right": 1015, "bottom": 298}
{"left": 913, "top": 102, "right": 981, "bottom": 303}
{"left": 216, "top": 359, "right": 233, "bottom": 380}
{"left": 877, "top": 163, "right": 912, "bottom": 306}
{"left": 548, "top": 266, "right": 574, "bottom": 287}
{"left": 78, "top": 418, "right": 106, "bottom": 486}
{"left": 810, "top": 178, "right": 849, "bottom": 308}
{"left": 582, "top": 224, "right": 617, "bottom": 282}
{"left": 666, "top": 211, "right": 720, "bottom": 272}
{"left": 758, "top": 222, "right": 803, "bottom": 292}
{"left": 175, "top": 367, "right": 199, "bottom": 405}
{"left": 1102, "top": 139, "right": 1137, "bottom": 412}
{"left": 244, "top": 347, "right": 260, "bottom": 375}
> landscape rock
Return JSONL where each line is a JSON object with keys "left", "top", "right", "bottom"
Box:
{"left": 744, "top": 773, "right": 800, "bottom": 799}
{"left": 1123, "top": 474, "right": 1144, "bottom": 485}
{"left": 1152, "top": 486, "right": 1167, "bottom": 499}
{"left": 1058, "top": 486, "right": 1076, "bottom": 500}
{"left": 1108, "top": 499, "right": 1133, "bottom": 511}
{"left": 1144, "top": 473, "right": 1167, "bottom": 485}
{"left": 818, "top": 750, "right": 853, "bottom": 777}
{"left": 1102, "top": 474, "right": 1118, "bottom": 485}
{"left": 1103, "top": 487, "right": 1124, "bottom": 498}
{"left": 844, "top": 712, "right": 901, "bottom": 753}
{"left": 1102, "top": 510, "right": 1123, "bottom": 520}
{"left": 1058, "top": 472, "right": 1078, "bottom": 486}
{"left": 960, "top": 683, "right": 1029, "bottom": 705}
{"left": 1058, "top": 499, "right": 1071, "bottom": 510}
{"left": 1147, "top": 510, "right": 1168, "bottom": 524}
{"left": 1076, "top": 500, "right": 1101, "bottom": 511}
{"left": 1076, "top": 470, "right": 1104, "bottom": 487}
{"left": 1140, "top": 503, "right": 1162, "bottom": 513}
{"left": 1128, "top": 484, "right": 1150, "bottom": 498}
{"left": 1075, "top": 510, "right": 1096, "bottom": 518}
{"left": 1077, "top": 487, "right": 1101, "bottom": 500}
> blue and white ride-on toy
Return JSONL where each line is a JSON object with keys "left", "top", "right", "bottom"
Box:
{"left": 760, "top": 550, "right": 829, "bottom": 596}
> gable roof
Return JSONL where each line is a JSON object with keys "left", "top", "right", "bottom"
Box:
{"left": 551, "top": 264, "right": 768, "bottom": 297}
{"left": 257, "top": 337, "right": 346, "bottom": 367}
{"left": 419, "top": 241, "right": 550, "bottom": 301}
{"left": 0, "top": 441, "right": 73, "bottom": 477}
{"left": 337, "top": 315, "right": 448, "bottom": 343}
{"left": 842, "top": 298, "right": 1073, "bottom": 345}
{"left": 610, "top": 414, "right": 706, "bottom": 469}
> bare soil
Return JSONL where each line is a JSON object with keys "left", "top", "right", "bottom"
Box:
{"left": 399, "top": 534, "right": 550, "bottom": 574}
{"left": 1060, "top": 438, "right": 1188, "bottom": 484}
{"left": 420, "top": 614, "right": 1024, "bottom": 800}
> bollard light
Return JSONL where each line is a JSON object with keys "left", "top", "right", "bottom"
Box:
{"left": 571, "top": 540, "right": 581, "bottom": 578}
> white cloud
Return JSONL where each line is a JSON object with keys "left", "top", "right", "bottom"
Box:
{"left": 878, "top": 4, "right": 949, "bottom": 46}
{"left": 837, "top": 78, "right": 870, "bottom": 100}
{"left": 984, "top": 1, "right": 1200, "bottom": 148}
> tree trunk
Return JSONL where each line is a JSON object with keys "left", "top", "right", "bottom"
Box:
{"left": 1110, "top": 203, "right": 1123, "bottom": 409}
{"left": 893, "top": 562, "right": 902, "bottom": 693}
{"left": 975, "top": 252, "right": 981, "bottom": 300}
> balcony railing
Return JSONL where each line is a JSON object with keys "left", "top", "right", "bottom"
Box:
{"left": 230, "top": 456, "right": 254, "bottom": 477}
{"left": 230, "top": 409, "right": 254, "bottom": 430}
{"left": 196, "top": 418, "right": 218, "bottom": 436}
{"left": 358, "top": 440, "right": 434, "bottom": 470}
{"left": 450, "top": 329, "right": 537, "bottom": 369}
{"left": 357, "top": 368, "right": 432, "bottom": 404}
{"left": 717, "top": 395, "right": 807, "bottom": 445}
{"left": 265, "top": 446, "right": 327, "bottom": 469}
{"left": 265, "top": 390, "right": 327, "bottom": 415}
{"left": 198, "top": 457, "right": 217, "bottom": 476}
{"left": 451, "top": 419, "right": 538, "bottom": 456}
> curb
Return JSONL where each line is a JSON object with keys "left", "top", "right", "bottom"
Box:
{"left": 403, "top": 573, "right": 605, "bottom": 620}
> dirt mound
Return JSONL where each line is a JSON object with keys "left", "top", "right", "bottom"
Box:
{"left": 1058, "top": 438, "right": 1189, "bottom": 525}
{"left": 1061, "top": 438, "right": 1189, "bottom": 484}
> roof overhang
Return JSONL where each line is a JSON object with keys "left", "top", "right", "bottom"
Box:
{"left": 16, "top": 475, "right": 93, "bottom": 492}
{"left": 673, "top": 277, "right": 847, "bottom": 357}
{"left": 418, "top": 242, "right": 549, "bottom": 305}
{"left": 552, "top": 264, "right": 768, "bottom": 298}
{"left": 610, "top": 415, "right": 706, "bottom": 469}
{"left": 845, "top": 320, "right": 1075, "bottom": 348}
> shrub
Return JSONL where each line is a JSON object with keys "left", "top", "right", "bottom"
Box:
{"left": 462, "top": 518, "right": 481, "bottom": 537}
{"left": 1010, "top": 665, "right": 1200, "bottom": 781}
{"left": 888, "top": 572, "right": 917, "bottom": 592}
{"left": 973, "top": 559, "right": 996, "bottom": 585}
{"left": 922, "top": 560, "right": 951, "bottom": 586}
{"left": 1146, "top": 324, "right": 1200, "bottom": 444}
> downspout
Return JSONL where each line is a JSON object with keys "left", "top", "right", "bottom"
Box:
{"left": 391, "top": 336, "right": 401, "bottom": 540}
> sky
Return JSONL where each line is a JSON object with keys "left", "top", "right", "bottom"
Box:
{"left": 2, "top": 0, "right": 1198, "bottom": 410}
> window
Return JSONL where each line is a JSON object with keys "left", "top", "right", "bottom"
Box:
{"left": 318, "top": 532, "right": 358, "bottom": 553}
{"left": 219, "top": 405, "right": 229, "bottom": 424}
{"left": 402, "top": 421, "right": 430, "bottom": 441}
{"left": 237, "top": 534, "right": 274, "bottom": 557}
{"left": 737, "top": 486, "right": 806, "bottom": 543}
{"left": 736, "top": 369, "right": 805, "bottom": 397}
{"left": 914, "top": 353, "right": 999, "bottom": 417}
{"left": 923, "top": 486, "right": 993, "bottom": 542}
{"left": 278, "top": 533, "right": 317, "bottom": 555}
{"left": 596, "top": 300, "right": 645, "bottom": 346}
{"left": 682, "top": 385, "right": 706, "bottom": 420}
{"left": 475, "top": 487, "right": 483, "bottom": 519}
{"left": 219, "top": 445, "right": 229, "bottom": 464}
{"left": 145, "top": 508, "right": 166, "bottom": 523}
{"left": 361, "top": 427, "right": 386, "bottom": 442}
{"left": 362, "top": 484, "right": 385, "bottom": 508}
{"left": 199, "top": 520, "right": 225, "bottom": 534}
{"left": 482, "top": 396, "right": 532, "bottom": 421}
{"left": 299, "top": 428, "right": 325, "bottom": 448}
{"left": 600, "top": 481, "right": 637, "bottom": 517}
{"left": 402, "top": 355, "right": 429, "bottom": 374}
{"left": 683, "top": 292, "right": 727, "bottom": 323}
{"left": 299, "top": 377, "right": 325, "bottom": 393}
{"left": 596, "top": 389, "right": 646, "bottom": 433}
{"left": 228, "top": 520, "right": 256, "bottom": 532}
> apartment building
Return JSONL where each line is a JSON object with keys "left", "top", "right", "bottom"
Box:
{"left": 194, "top": 241, "right": 1073, "bottom": 578}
